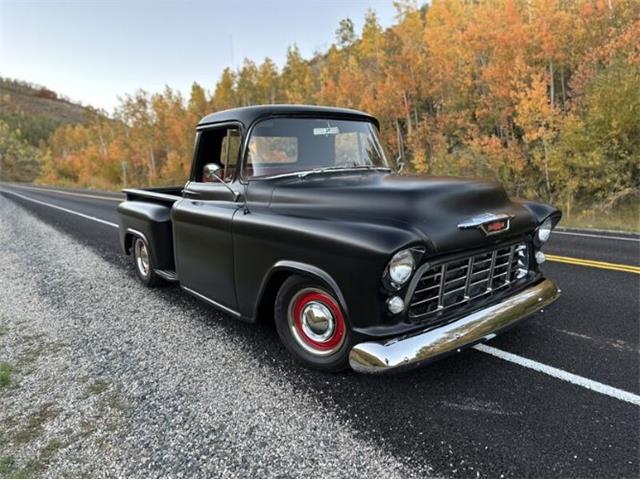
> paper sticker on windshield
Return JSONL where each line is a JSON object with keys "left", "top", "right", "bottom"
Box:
{"left": 313, "top": 126, "right": 340, "bottom": 136}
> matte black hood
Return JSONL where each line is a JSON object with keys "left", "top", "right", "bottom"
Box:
{"left": 269, "top": 172, "right": 537, "bottom": 253}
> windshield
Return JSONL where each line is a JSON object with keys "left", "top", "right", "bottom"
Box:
{"left": 244, "top": 117, "right": 390, "bottom": 178}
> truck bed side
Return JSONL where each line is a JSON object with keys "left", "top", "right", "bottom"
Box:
{"left": 117, "top": 187, "right": 183, "bottom": 273}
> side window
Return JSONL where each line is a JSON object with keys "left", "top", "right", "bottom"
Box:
{"left": 220, "top": 129, "right": 241, "bottom": 182}
{"left": 194, "top": 126, "right": 241, "bottom": 183}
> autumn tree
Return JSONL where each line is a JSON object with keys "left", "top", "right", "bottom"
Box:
{"left": 280, "top": 45, "right": 315, "bottom": 104}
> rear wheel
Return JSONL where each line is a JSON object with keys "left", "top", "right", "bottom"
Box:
{"left": 132, "top": 236, "right": 162, "bottom": 287}
{"left": 274, "top": 275, "right": 351, "bottom": 372}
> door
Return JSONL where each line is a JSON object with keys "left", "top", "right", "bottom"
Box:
{"left": 173, "top": 125, "right": 243, "bottom": 313}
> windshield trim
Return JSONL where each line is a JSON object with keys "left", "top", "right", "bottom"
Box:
{"left": 240, "top": 115, "right": 389, "bottom": 182}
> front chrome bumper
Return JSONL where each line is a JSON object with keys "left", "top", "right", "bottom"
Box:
{"left": 349, "top": 279, "right": 560, "bottom": 374}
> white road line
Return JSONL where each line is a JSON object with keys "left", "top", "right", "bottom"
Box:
{"left": 555, "top": 230, "right": 639, "bottom": 242}
{"left": 474, "top": 344, "right": 640, "bottom": 407}
{"left": 9, "top": 184, "right": 123, "bottom": 202}
{"left": 4, "top": 187, "right": 639, "bottom": 406}
{"left": 0, "top": 189, "right": 119, "bottom": 228}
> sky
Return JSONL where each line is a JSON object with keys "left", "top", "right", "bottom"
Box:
{"left": 0, "top": 0, "right": 398, "bottom": 113}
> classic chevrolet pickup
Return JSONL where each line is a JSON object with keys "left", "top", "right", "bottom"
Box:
{"left": 117, "top": 105, "right": 561, "bottom": 373}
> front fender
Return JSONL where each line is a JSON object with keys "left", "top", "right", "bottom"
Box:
{"left": 254, "top": 260, "right": 350, "bottom": 321}
{"left": 516, "top": 200, "right": 562, "bottom": 227}
{"left": 233, "top": 208, "right": 421, "bottom": 329}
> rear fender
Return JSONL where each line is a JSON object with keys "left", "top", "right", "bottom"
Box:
{"left": 117, "top": 201, "right": 175, "bottom": 270}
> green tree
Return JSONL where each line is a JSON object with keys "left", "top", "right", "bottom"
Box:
{"left": 336, "top": 18, "right": 356, "bottom": 49}
{"left": 0, "top": 121, "right": 40, "bottom": 181}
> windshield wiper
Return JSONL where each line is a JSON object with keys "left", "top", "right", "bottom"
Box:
{"left": 298, "top": 164, "right": 390, "bottom": 178}
{"left": 298, "top": 165, "right": 351, "bottom": 178}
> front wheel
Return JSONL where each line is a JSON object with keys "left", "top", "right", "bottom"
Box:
{"left": 132, "top": 236, "right": 162, "bottom": 287}
{"left": 274, "top": 275, "right": 351, "bottom": 372}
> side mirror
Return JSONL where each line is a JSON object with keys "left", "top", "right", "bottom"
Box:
{"left": 202, "top": 163, "right": 241, "bottom": 201}
{"left": 203, "top": 163, "right": 223, "bottom": 183}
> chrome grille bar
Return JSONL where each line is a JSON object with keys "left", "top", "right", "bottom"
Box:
{"left": 487, "top": 250, "right": 497, "bottom": 291}
{"left": 437, "top": 264, "right": 447, "bottom": 308}
{"left": 463, "top": 257, "right": 474, "bottom": 299}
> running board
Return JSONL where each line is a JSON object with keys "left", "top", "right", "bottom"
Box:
{"left": 155, "top": 269, "right": 179, "bottom": 282}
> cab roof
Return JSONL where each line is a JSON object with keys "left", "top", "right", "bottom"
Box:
{"left": 197, "top": 104, "right": 379, "bottom": 129}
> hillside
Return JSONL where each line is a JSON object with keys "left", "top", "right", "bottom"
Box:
{"left": 0, "top": 78, "right": 89, "bottom": 124}
{"left": 0, "top": 78, "right": 96, "bottom": 182}
{"left": 0, "top": 77, "right": 93, "bottom": 147}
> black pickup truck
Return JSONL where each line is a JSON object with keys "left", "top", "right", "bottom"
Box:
{"left": 117, "top": 105, "right": 561, "bottom": 373}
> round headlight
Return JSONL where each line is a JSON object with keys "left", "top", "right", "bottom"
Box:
{"left": 388, "top": 249, "right": 415, "bottom": 287}
{"left": 537, "top": 217, "right": 553, "bottom": 243}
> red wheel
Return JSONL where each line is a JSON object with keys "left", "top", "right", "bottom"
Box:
{"left": 288, "top": 289, "right": 346, "bottom": 355}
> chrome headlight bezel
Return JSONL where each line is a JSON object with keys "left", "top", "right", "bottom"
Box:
{"left": 383, "top": 247, "right": 424, "bottom": 290}
{"left": 535, "top": 217, "right": 554, "bottom": 246}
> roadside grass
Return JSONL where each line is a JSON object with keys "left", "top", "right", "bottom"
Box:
{"left": 0, "top": 438, "right": 64, "bottom": 479}
{"left": 560, "top": 201, "right": 639, "bottom": 233}
{"left": 85, "top": 379, "right": 110, "bottom": 396}
{"left": 0, "top": 325, "right": 7, "bottom": 337}
{"left": 0, "top": 362, "right": 15, "bottom": 388}
{"left": 13, "top": 404, "right": 58, "bottom": 445}
{"left": 0, "top": 456, "right": 15, "bottom": 476}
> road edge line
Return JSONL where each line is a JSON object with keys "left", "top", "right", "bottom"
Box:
{"left": 555, "top": 230, "right": 639, "bottom": 242}
{"left": 0, "top": 189, "right": 119, "bottom": 229}
{"left": 7, "top": 184, "right": 123, "bottom": 202}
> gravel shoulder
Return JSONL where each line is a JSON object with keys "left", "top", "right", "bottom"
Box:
{"left": 0, "top": 196, "right": 418, "bottom": 478}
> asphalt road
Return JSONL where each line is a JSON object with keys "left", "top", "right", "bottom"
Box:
{"left": 1, "top": 182, "right": 638, "bottom": 478}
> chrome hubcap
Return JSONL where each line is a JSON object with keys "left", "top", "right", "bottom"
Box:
{"left": 134, "top": 239, "right": 149, "bottom": 277}
{"left": 287, "top": 288, "right": 346, "bottom": 356}
{"left": 301, "top": 302, "right": 335, "bottom": 342}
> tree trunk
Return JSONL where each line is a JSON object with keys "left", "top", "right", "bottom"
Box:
{"left": 549, "top": 60, "right": 555, "bottom": 109}
{"left": 542, "top": 139, "right": 552, "bottom": 201}
{"left": 560, "top": 68, "right": 567, "bottom": 110}
{"left": 148, "top": 147, "right": 156, "bottom": 181}
{"left": 96, "top": 120, "right": 107, "bottom": 157}
{"left": 402, "top": 91, "right": 413, "bottom": 134}
{"left": 395, "top": 119, "right": 402, "bottom": 157}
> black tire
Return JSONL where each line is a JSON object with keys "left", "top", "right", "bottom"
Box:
{"left": 131, "top": 236, "right": 162, "bottom": 287}
{"left": 274, "top": 275, "right": 351, "bottom": 372}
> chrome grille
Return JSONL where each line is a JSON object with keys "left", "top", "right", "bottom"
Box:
{"left": 408, "top": 243, "right": 530, "bottom": 322}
